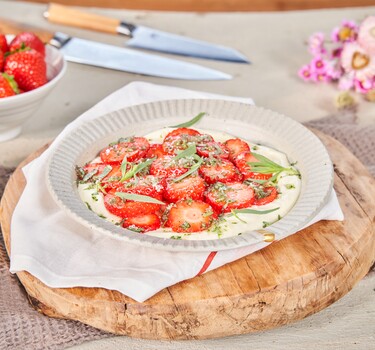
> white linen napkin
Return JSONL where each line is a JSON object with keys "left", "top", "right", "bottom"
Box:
{"left": 10, "top": 82, "right": 344, "bottom": 302}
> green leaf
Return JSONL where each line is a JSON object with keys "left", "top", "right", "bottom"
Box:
{"left": 82, "top": 169, "right": 97, "bottom": 182}
{"left": 172, "top": 144, "right": 197, "bottom": 161}
{"left": 120, "top": 158, "right": 155, "bottom": 182}
{"left": 115, "top": 192, "right": 165, "bottom": 205}
{"left": 120, "top": 157, "right": 128, "bottom": 178}
{"left": 229, "top": 207, "right": 280, "bottom": 216}
{"left": 169, "top": 112, "right": 206, "bottom": 128}
{"left": 172, "top": 154, "right": 203, "bottom": 182}
{"left": 96, "top": 165, "right": 112, "bottom": 181}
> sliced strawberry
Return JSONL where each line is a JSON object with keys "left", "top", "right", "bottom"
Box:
{"left": 234, "top": 152, "right": 273, "bottom": 180}
{"left": 165, "top": 127, "right": 201, "bottom": 139}
{"left": 224, "top": 138, "right": 250, "bottom": 161}
{"left": 196, "top": 142, "right": 229, "bottom": 159}
{"left": 0, "top": 34, "right": 9, "bottom": 53}
{"left": 163, "top": 175, "right": 205, "bottom": 203}
{"left": 145, "top": 144, "right": 166, "bottom": 158}
{"left": 199, "top": 158, "right": 242, "bottom": 184}
{"left": 123, "top": 214, "right": 161, "bottom": 233}
{"left": 205, "top": 182, "right": 255, "bottom": 213}
{"left": 104, "top": 193, "right": 161, "bottom": 218}
{"left": 4, "top": 49, "right": 46, "bottom": 91}
{"left": 0, "top": 73, "right": 17, "bottom": 98}
{"left": 150, "top": 155, "right": 192, "bottom": 179}
{"left": 100, "top": 137, "right": 150, "bottom": 164}
{"left": 165, "top": 200, "right": 216, "bottom": 233}
{"left": 163, "top": 133, "right": 213, "bottom": 155}
{"left": 0, "top": 50, "right": 4, "bottom": 71}
{"left": 9, "top": 32, "right": 45, "bottom": 56}
{"left": 115, "top": 175, "right": 165, "bottom": 200}
{"left": 254, "top": 186, "right": 278, "bottom": 206}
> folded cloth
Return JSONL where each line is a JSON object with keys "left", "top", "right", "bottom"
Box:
{"left": 10, "top": 82, "right": 344, "bottom": 302}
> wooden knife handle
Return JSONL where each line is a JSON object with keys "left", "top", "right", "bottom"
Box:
{"left": 46, "top": 3, "right": 121, "bottom": 35}
{"left": 0, "top": 18, "right": 54, "bottom": 43}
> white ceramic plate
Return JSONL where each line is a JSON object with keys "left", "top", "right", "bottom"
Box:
{"left": 46, "top": 99, "right": 333, "bottom": 251}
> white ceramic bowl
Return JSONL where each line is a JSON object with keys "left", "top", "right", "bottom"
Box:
{"left": 47, "top": 99, "right": 333, "bottom": 252}
{"left": 0, "top": 42, "right": 67, "bottom": 142}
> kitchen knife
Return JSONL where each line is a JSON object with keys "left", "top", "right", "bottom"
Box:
{"left": 0, "top": 19, "right": 231, "bottom": 80}
{"left": 45, "top": 3, "right": 250, "bottom": 63}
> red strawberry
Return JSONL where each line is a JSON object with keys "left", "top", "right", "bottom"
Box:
{"left": 0, "top": 73, "right": 19, "bottom": 98}
{"left": 123, "top": 214, "right": 161, "bottom": 233}
{"left": 196, "top": 141, "right": 229, "bottom": 159}
{"left": 254, "top": 186, "right": 278, "bottom": 206}
{"left": 0, "top": 49, "right": 4, "bottom": 71}
{"left": 104, "top": 193, "right": 161, "bottom": 218}
{"left": 205, "top": 182, "right": 255, "bottom": 213}
{"left": 164, "top": 127, "right": 201, "bottom": 140}
{"left": 165, "top": 200, "right": 216, "bottom": 233}
{"left": 149, "top": 155, "right": 190, "bottom": 179}
{"left": 163, "top": 175, "right": 205, "bottom": 203}
{"left": 224, "top": 138, "right": 250, "bottom": 161}
{"left": 198, "top": 158, "right": 242, "bottom": 184}
{"left": 163, "top": 133, "right": 213, "bottom": 155}
{"left": 0, "top": 34, "right": 9, "bottom": 53}
{"left": 100, "top": 137, "right": 150, "bottom": 164}
{"left": 234, "top": 152, "right": 273, "bottom": 180}
{"left": 145, "top": 143, "right": 166, "bottom": 158}
{"left": 115, "top": 175, "right": 165, "bottom": 200}
{"left": 9, "top": 32, "right": 45, "bottom": 56}
{"left": 4, "top": 49, "right": 47, "bottom": 91}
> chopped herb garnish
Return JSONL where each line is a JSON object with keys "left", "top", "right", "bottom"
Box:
{"left": 285, "top": 184, "right": 295, "bottom": 189}
{"left": 180, "top": 221, "right": 191, "bottom": 231}
{"left": 252, "top": 145, "right": 259, "bottom": 151}
{"left": 91, "top": 193, "right": 99, "bottom": 202}
{"left": 127, "top": 226, "right": 145, "bottom": 233}
{"left": 262, "top": 221, "right": 271, "bottom": 228}
{"left": 98, "top": 214, "right": 107, "bottom": 219}
{"left": 115, "top": 192, "right": 165, "bottom": 205}
{"left": 85, "top": 202, "right": 92, "bottom": 211}
{"left": 170, "top": 235, "right": 182, "bottom": 240}
{"left": 169, "top": 112, "right": 206, "bottom": 128}
{"left": 263, "top": 214, "right": 282, "bottom": 228}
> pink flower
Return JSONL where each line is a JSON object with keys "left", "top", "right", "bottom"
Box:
{"left": 331, "top": 20, "right": 358, "bottom": 43}
{"left": 358, "top": 16, "right": 375, "bottom": 55}
{"left": 298, "top": 64, "right": 313, "bottom": 81}
{"left": 331, "top": 47, "right": 343, "bottom": 59}
{"left": 310, "top": 55, "right": 329, "bottom": 73}
{"left": 308, "top": 32, "right": 326, "bottom": 55}
{"left": 338, "top": 72, "right": 355, "bottom": 90}
{"left": 341, "top": 42, "right": 375, "bottom": 80}
{"left": 326, "top": 63, "right": 343, "bottom": 80}
{"left": 311, "top": 71, "right": 332, "bottom": 83}
{"left": 354, "top": 77, "right": 374, "bottom": 94}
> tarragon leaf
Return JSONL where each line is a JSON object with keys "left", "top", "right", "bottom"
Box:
{"left": 173, "top": 154, "right": 203, "bottom": 182}
{"left": 115, "top": 192, "right": 165, "bottom": 205}
{"left": 169, "top": 112, "right": 206, "bottom": 128}
{"left": 172, "top": 144, "right": 197, "bottom": 161}
{"left": 229, "top": 207, "right": 280, "bottom": 217}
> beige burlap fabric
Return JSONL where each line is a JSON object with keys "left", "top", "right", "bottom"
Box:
{"left": 0, "top": 115, "right": 374, "bottom": 350}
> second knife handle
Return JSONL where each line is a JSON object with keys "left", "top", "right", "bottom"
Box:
{"left": 46, "top": 3, "right": 121, "bottom": 35}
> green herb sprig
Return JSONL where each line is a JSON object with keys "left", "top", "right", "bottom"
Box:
{"left": 120, "top": 158, "right": 155, "bottom": 182}
{"left": 169, "top": 112, "right": 205, "bottom": 128}
{"left": 172, "top": 144, "right": 197, "bottom": 161}
{"left": 115, "top": 192, "right": 165, "bottom": 205}
{"left": 248, "top": 153, "right": 300, "bottom": 183}
{"left": 173, "top": 154, "right": 203, "bottom": 182}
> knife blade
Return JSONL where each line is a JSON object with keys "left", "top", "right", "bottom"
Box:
{"left": 0, "top": 19, "right": 231, "bottom": 80}
{"left": 45, "top": 3, "right": 250, "bottom": 63}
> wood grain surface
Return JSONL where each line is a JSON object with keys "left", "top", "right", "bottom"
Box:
{"left": 20, "top": 0, "right": 375, "bottom": 12}
{"left": 0, "top": 130, "right": 374, "bottom": 340}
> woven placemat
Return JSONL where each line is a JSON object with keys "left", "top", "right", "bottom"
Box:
{"left": 0, "top": 114, "right": 374, "bottom": 350}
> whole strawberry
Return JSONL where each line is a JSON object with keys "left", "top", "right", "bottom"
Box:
{"left": 9, "top": 32, "right": 45, "bottom": 56}
{"left": 0, "top": 34, "right": 9, "bottom": 53}
{"left": 0, "top": 73, "right": 19, "bottom": 98}
{"left": 4, "top": 49, "right": 47, "bottom": 91}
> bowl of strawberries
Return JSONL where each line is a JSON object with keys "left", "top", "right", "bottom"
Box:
{"left": 0, "top": 32, "right": 66, "bottom": 141}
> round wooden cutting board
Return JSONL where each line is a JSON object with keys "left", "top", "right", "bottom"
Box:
{"left": 0, "top": 130, "right": 374, "bottom": 340}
